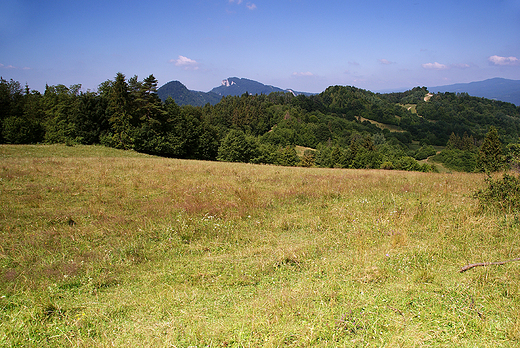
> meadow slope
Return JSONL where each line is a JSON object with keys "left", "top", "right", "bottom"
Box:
{"left": 1, "top": 145, "right": 519, "bottom": 347}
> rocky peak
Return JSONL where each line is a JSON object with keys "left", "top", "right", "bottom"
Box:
{"left": 221, "top": 79, "right": 237, "bottom": 87}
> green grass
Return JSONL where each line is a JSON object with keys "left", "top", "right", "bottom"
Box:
{"left": 0, "top": 144, "right": 153, "bottom": 158}
{"left": 1, "top": 144, "right": 520, "bottom": 347}
{"left": 402, "top": 104, "right": 417, "bottom": 115}
{"left": 295, "top": 145, "right": 315, "bottom": 157}
{"left": 356, "top": 117, "right": 405, "bottom": 133}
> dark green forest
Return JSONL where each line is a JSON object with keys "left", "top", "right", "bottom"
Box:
{"left": 2, "top": 73, "right": 520, "bottom": 172}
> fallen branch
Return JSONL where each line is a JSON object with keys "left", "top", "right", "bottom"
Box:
{"left": 459, "top": 257, "right": 520, "bottom": 273}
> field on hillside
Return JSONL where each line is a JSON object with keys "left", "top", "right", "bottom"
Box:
{"left": 356, "top": 117, "right": 405, "bottom": 133}
{"left": 1, "top": 145, "right": 520, "bottom": 347}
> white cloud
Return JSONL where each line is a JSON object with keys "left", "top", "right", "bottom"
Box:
{"left": 229, "top": 0, "right": 256, "bottom": 10}
{"left": 422, "top": 62, "right": 448, "bottom": 70}
{"left": 170, "top": 55, "right": 199, "bottom": 70}
{"left": 292, "top": 72, "right": 314, "bottom": 77}
{"left": 1, "top": 64, "right": 18, "bottom": 69}
{"left": 488, "top": 55, "right": 519, "bottom": 66}
{"left": 378, "top": 59, "right": 394, "bottom": 65}
{"left": 421, "top": 62, "right": 470, "bottom": 70}
{"left": 0, "top": 63, "right": 31, "bottom": 70}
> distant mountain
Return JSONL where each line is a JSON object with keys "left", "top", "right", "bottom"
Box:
{"left": 428, "top": 78, "right": 520, "bottom": 106}
{"left": 157, "top": 81, "right": 221, "bottom": 106}
{"left": 210, "top": 77, "right": 285, "bottom": 96}
{"left": 210, "top": 77, "right": 312, "bottom": 97}
{"left": 157, "top": 77, "right": 313, "bottom": 106}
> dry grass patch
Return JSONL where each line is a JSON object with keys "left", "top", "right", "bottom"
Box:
{"left": 1, "top": 145, "right": 520, "bottom": 347}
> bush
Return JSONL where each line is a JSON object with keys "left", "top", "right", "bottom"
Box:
{"left": 275, "top": 146, "right": 300, "bottom": 167}
{"left": 392, "top": 156, "right": 436, "bottom": 172}
{"left": 299, "top": 150, "right": 316, "bottom": 167}
{"left": 380, "top": 161, "right": 394, "bottom": 170}
{"left": 506, "top": 143, "right": 520, "bottom": 171}
{"left": 394, "top": 156, "right": 423, "bottom": 171}
{"left": 432, "top": 149, "right": 477, "bottom": 172}
{"left": 414, "top": 145, "right": 437, "bottom": 160}
{"left": 474, "top": 173, "right": 520, "bottom": 212}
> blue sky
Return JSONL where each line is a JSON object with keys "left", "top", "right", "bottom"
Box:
{"left": 1, "top": 0, "right": 520, "bottom": 93}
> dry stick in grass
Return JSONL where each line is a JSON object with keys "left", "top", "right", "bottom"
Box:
{"left": 459, "top": 257, "right": 520, "bottom": 273}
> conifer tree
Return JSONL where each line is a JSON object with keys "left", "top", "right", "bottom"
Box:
{"left": 461, "top": 132, "right": 475, "bottom": 151}
{"left": 107, "top": 72, "right": 134, "bottom": 149}
{"left": 446, "top": 132, "right": 462, "bottom": 150}
{"left": 478, "top": 126, "right": 504, "bottom": 172}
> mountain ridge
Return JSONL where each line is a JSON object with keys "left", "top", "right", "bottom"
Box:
{"left": 209, "top": 77, "right": 313, "bottom": 97}
{"left": 428, "top": 77, "right": 520, "bottom": 106}
{"left": 157, "top": 77, "right": 313, "bottom": 106}
{"left": 157, "top": 77, "right": 520, "bottom": 107}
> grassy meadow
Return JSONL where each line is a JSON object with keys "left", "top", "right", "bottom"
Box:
{"left": 1, "top": 145, "right": 520, "bottom": 347}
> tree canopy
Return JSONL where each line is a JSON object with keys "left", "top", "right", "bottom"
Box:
{"left": 2, "top": 75, "right": 519, "bottom": 172}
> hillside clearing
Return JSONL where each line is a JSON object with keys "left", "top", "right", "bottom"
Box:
{"left": 356, "top": 116, "right": 405, "bottom": 132}
{"left": 424, "top": 93, "right": 434, "bottom": 102}
{"left": 402, "top": 103, "right": 417, "bottom": 114}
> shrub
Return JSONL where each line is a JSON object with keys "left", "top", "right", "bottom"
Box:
{"left": 380, "top": 161, "right": 394, "bottom": 170}
{"left": 506, "top": 143, "right": 520, "bottom": 171}
{"left": 299, "top": 149, "right": 316, "bottom": 167}
{"left": 414, "top": 144, "right": 437, "bottom": 160}
{"left": 432, "top": 149, "right": 477, "bottom": 172}
{"left": 394, "top": 156, "right": 422, "bottom": 171}
{"left": 474, "top": 173, "right": 520, "bottom": 212}
{"left": 275, "top": 146, "right": 300, "bottom": 167}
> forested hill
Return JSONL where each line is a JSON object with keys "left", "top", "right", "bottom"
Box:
{"left": 157, "top": 80, "right": 221, "bottom": 106}
{"left": 375, "top": 86, "right": 520, "bottom": 144}
{"left": 2, "top": 74, "right": 520, "bottom": 172}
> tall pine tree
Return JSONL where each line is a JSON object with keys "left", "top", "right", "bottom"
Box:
{"left": 478, "top": 126, "right": 504, "bottom": 172}
{"left": 107, "top": 73, "right": 134, "bottom": 149}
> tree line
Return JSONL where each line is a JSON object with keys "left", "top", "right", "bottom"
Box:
{"left": 2, "top": 74, "right": 519, "bottom": 172}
